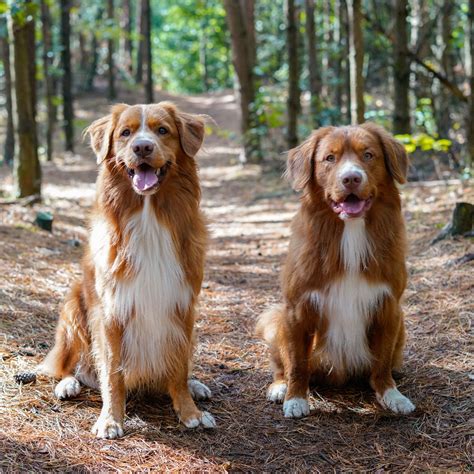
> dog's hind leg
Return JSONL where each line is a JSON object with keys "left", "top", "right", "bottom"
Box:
{"left": 38, "top": 283, "right": 88, "bottom": 399}
{"left": 256, "top": 305, "right": 288, "bottom": 403}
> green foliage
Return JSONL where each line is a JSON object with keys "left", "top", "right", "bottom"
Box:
{"left": 395, "top": 133, "right": 452, "bottom": 154}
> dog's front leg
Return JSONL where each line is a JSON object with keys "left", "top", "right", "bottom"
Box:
{"left": 92, "top": 320, "right": 126, "bottom": 439}
{"left": 369, "top": 298, "right": 415, "bottom": 415}
{"left": 281, "top": 303, "right": 315, "bottom": 418}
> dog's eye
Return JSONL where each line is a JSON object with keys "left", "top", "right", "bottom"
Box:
{"left": 121, "top": 129, "right": 131, "bottom": 137}
{"left": 326, "top": 154, "right": 336, "bottom": 163}
{"left": 363, "top": 151, "right": 373, "bottom": 161}
{"left": 158, "top": 127, "right": 168, "bottom": 135}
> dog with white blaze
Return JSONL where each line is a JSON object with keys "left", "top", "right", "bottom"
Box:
{"left": 257, "top": 124, "right": 416, "bottom": 418}
{"left": 39, "top": 102, "right": 216, "bottom": 438}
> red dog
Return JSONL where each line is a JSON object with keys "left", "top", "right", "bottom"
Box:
{"left": 39, "top": 102, "right": 215, "bottom": 438}
{"left": 257, "top": 124, "right": 415, "bottom": 418}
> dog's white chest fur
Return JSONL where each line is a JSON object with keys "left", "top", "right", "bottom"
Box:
{"left": 90, "top": 197, "right": 191, "bottom": 385}
{"left": 312, "top": 219, "right": 390, "bottom": 372}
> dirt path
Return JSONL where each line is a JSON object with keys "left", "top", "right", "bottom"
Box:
{"left": 0, "top": 88, "right": 472, "bottom": 472}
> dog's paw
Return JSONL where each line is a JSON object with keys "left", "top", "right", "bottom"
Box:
{"left": 188, "top": 379, "right": 212, "bottom": 401}
{"left": 54, "top": 376, "right": 81, "bottom": 399}
{"left": 283, "top": 397, "right": 310, "bottom": 418}
{"left": 377, "top": 388, "right": 415, "bottom": 414}
{"left": 182, "top": 411, "right": 216, "bottom": 429}
{"left": 267, "top": 381, "right": 287, "bottom": 403}
{"left": 92, "top": 415, "right": 124, "bottom": 439}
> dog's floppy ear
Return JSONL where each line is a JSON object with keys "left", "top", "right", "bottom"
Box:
{"left": 84, "top": 104, "right": 127, "bottom": 164}
{"left": 175, "top": 111, "right": 206, "bottom": 157}
{"left": 285, "top": 126, "right": 334, "bottom": 191}
{"left": 361, "top": 122, "right": 408, "bottom": 184}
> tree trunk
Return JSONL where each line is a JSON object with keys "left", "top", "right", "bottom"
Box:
{"left": 223, "top": 0, "right": 260, "bottom": 163}
{"left": 342, "top": 0, "right": 352, "bottom": 123}
{"left": 0, "top": 15, "right": 15, "bottom": 165}
{"left": 392, "top": 0, "right": 410, "bottom": 134}
{"left": 86, "top": 8, "right": 103, "bottom": 92}
{"left": 143, "top": 0, "right": 153, "bottom": 103}
{"left": 107, "top": 0, "right": 116, "bottom": 101}
{"left": 435, "top": 2, "right": 453, "bottom": 138}
{"left": 135, "top": 0, "right": 145, "bottom": 84}
{"left": 122, "top": 0, "right": 133, "bottom": 75}
{"left": 287, "top": 0, "right": 300, "bottom": 148}
{"left": 468, "top": 0, "right": 474, "bottom": 167}
{"left": 12, "top": 5, "right": 41, "bottom": 198}
{"left": 347, "top": 0, "right": 364, "bottom": 124}
{"left": 334, "top": 0, "right": 344, "bottom": 119}
{"left": 41, "top": 0, "right": 55, "bottom": 161}
{"left": 60, "top": 0, "right": 74, "bottom": 152}
{"left": 305, "top": 0, "right": 322, "bottom": 127}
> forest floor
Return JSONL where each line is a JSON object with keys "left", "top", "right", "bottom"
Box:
{"left": 0, "top": 87, "right": 473, "bottom": 472}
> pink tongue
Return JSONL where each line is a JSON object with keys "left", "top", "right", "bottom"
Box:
{"left": 340, "top": 199, "right": 365, "bottom": 215}
{"left": 133, "top": 168, "right": 158, "bottom": 191}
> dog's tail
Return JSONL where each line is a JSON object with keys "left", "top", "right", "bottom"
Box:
{"left": 256, "top": 304, "right": 285, "bottom": 346}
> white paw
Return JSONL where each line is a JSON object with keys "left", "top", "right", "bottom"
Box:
{"left": 377, "top": 387, "right": 415, "bottom": 414}
{"left": 188, "top": 379, "right": 212, "bottom": 401}
{"left": 267, "top": 382, "right": 287, "bottom": 403}
{"left": 283, "top": 397, "right": 310, "bottom": 418}
{"left": 91, "top": 415, "right": 124, "bottom": 439}
{"left": 54, "top": 376, "right": 81, "bottom": 399}
{"left": 182, "top": 411, "right": 216, "bottom": 429}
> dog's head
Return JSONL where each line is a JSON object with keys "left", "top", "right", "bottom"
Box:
{"left": 85, "top": 102, "right": 206, "bottom": 195}
{"left": 286, "top": 124, "right": 408, "bottom": 219}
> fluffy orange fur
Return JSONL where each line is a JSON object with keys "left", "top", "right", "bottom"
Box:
{"left": 257, "top": 124, "right": 415, "bottom": 417}
{"left": 39, "top": 102, "right": 216, "bottom": 438}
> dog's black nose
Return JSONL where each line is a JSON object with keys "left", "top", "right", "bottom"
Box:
{"left": 132, "top": 139, "right": 154, "bottom": 157}
{"left": 341, "top": 171, "right": 363, "bottom": 190}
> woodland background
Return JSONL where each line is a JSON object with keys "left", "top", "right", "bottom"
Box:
{"left": 0, "top": 0, "right": 472, "bottom": 472}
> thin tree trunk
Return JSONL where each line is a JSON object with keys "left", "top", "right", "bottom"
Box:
{"left": 12, "top": 5, "right": 41, "bottom": 198}
{"left": 287, "top": 0, "right": 300, "bottom": 148}
{"left": 347, "top": 0, "right": 364, "bottom": 124}
{"left": 86, "top": 7, "right": 103, "bottom": 92}
{"left": 60, "top": 0, "right": 74, "bottom": 152}
{"left": 41, "top": 0, "right": 54, "bottom": 161}
{"left": 342, "top": 0, "right": 351, "bottom": 123}
{"left": 305, "top": 0, "right": 322, "bottom": 127}
{"left": 223, "top": 0, "right": 260, "bottom": 163}
{"left": 393, "top": 0, "right": 410, "bottom": 134}
{"left": 143, "top": 0, "right": 153, "bottom": 103}
{"left": 135, "top": 0, "right": 145, "bottom": 84}
{"left": 334, "top": 0, "right": 344, "bottom": 118}
{"left": 1, "top": 15, "right": 15, "bottom": 165}
{"left": 122, "top": 0, "right": 133, "bottom": 75}
{"left": 435, "top": 2, "right": 453, "bottom": 138}
{"left": 107, "top": 0, "right": 116, "bottom": 101}
{"left": 468, "top": 0, "right": 474, "bottom": 167}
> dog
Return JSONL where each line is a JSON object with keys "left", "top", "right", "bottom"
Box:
{"left": 256, "top": 123, "right": 415, "bottom": 418}
{"left": 38, "top": 102, "right": 216, "bottom": 438}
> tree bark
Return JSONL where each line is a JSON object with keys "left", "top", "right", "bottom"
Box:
{"left": 347, "top": 0, "right": 364, "bottom": 124}
{"left": 468, "top": 0, "right": 474, "bottom": 167}
{"left": 41, "top": 0, "right": 55, "bottom": 161}
{"left": 334, "top": 0, "right": 344, "bottom": 118}
{"left": 305, "top": 0, "right": 321, "bottom": 127}
{"left": 143, "top": 0, "right": 153, "bottom": 103}
{"left": 107, "top": 0, "right": 116, "bottom": 101}
{"left": 0, "top": 15, "right": 15, "bottom": 165}
{"left": 287, "top": 0, "right": 300, "bottom": 148}
{"left": 392, "top": 0, "right": 410, "bottom": 134}
{"left": 135, "top": 0, "right": 145, "bottom": 84}
{"left": 60, "top": 0, "right": 74, "bottom": 152}
{"left": 12, "top": 4, "right": 41, "bottom": 198}
{"left": 223, "top": 0, "right": 260, "bottom": 163}
{"left": 122, "top": 0, "right": 133, "bottom": 75}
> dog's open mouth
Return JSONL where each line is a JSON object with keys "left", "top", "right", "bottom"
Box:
{"left": 126, "top": 162, "right": 170, "bottom": 193}
{"left": 331, "top": 193, "right": 372, "bottom": 219}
